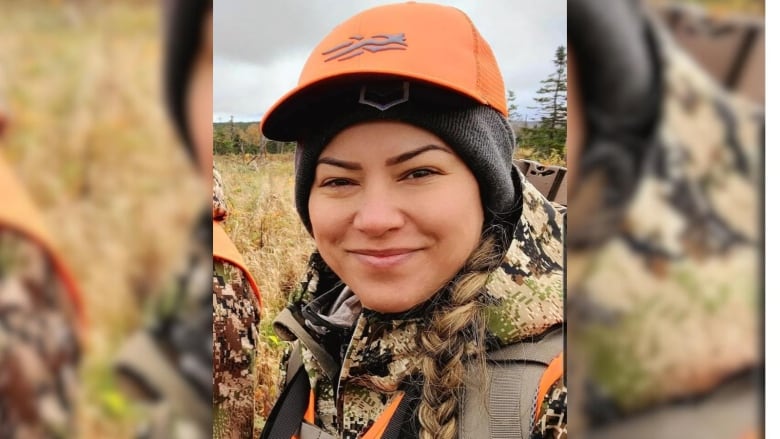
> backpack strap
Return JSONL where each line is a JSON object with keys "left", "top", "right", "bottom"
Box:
{"left": 273, "top": 307, "right": 340, "bottom": 384}
{"left": 460, "top": 325, "right": 564, "bottom": 439}
{"left": 260, "top": 363, "right": 312, "bottom": 439}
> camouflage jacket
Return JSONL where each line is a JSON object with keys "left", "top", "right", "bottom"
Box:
{"left": 567, "top": 7, "right": 762, "bottom": 439}
{"left": 0, "top": 154, "right": 82, "bottom": 438}
{"left": 212, "top": 166, "right": 262, "bottom": 439}
{"left": 273, "top": 170, "right": 566, "bottom": 439}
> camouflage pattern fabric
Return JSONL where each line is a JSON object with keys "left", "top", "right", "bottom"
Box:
{"left": 213, "top": 261, "right": 260, "bottom": 439}
{"left": 0, "top": 230, "right": 81, "bottom": 439}
{"left": 484, "top": 172, "right": 565, "bottom": 347}
{"left": 532, "top": 378, "right": 567, "bottom": 439}
{"left": 274, "top": 173, "right": 565, "bottom": 438}
{"left": 213, "top": 166, "right": 228, "bottom": 222}
{"left": 212, "top": 165, "right": 261, "bottom": 439}
{"left": 567, "top": 8, "right": 762, "bottom": 430}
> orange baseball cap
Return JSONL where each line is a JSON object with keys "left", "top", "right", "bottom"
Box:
{"left": 261, "top": 1, "right": 507, "bottom": 141}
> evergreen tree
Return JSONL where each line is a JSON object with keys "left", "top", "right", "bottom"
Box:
{"left": 526, "top": 45, "right": 567, "bottom": 157}
{"left": 507, "top": 89, "right": 520, "bottom": 122}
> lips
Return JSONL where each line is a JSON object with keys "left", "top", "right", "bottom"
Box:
{"left": 348, "top": 248, "right": 420, "bottom": 269}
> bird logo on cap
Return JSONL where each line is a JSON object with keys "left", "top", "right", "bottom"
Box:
{"left": 322, "top": 33, "right": 407, "bottom": 62}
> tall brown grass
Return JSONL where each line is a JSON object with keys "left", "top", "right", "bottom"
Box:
{"left": 214, "top": 154, "right": 314, "bottom": 425}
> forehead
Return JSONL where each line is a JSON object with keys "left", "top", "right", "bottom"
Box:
{"left": 322, "top": 120, "right": 453, "bottom": 154}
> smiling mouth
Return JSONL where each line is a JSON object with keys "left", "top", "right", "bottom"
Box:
{"left": 348, "top": 248, "right": 420, "bottom": 268}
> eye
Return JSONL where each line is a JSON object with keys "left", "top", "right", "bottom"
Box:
{"left": 320, "top": 178, "right": 355, "bottom": 187}
{"left": 403, "top": 168, "right": 439, "bottom": 180}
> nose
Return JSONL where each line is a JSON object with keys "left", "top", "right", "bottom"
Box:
{"left": 353, "top": 185, "right": 404, "bottom": 237}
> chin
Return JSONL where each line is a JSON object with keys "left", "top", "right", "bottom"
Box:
{"left": 355, "top": 287, "right": 424, "bottom": 314}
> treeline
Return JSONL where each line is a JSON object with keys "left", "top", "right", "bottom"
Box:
{"left": 214, "top": 118, "right": 564, "bottom": 165}
{"left": 213, "top": 119, "right": 555, "bottom": 160}
{"left": 213, "top": 119, "right": 295, "bottom": 155}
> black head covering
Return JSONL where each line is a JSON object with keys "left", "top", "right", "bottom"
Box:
{"left": 162, "top": 0, "right": 212, "bottom": 161}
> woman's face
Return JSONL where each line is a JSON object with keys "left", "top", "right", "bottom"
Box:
{"left": 309, "top": 121, "right": 484, "bottom": 313}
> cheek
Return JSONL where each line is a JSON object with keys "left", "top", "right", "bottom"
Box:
{"left": 433, "top": 178, "right": 484, "bottom": 241}
{"left": 309, "top": 195, "right": 348, "bottom": 252}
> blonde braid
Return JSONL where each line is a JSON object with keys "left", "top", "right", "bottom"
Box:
{"left": 417, "top": 237, "right": 500, "bottom": 439}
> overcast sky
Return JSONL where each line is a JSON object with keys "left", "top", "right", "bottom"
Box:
{"left": 214, "top": 0, "right": 565, "bottom": 123}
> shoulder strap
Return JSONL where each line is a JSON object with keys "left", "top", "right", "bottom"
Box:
{"left": 461, "top": 326, "right": 564, "bottom": 439}
{"left": 260, "top": 364, "right": 311, "bottom": 439}
{"left": 273, "top": 307, "right": 340, "bottom": 384}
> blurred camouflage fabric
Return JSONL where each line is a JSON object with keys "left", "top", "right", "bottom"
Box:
{"left": 0, "top": 153, "right": 82, "bottom": 439}
{"left": 0, "top": 231, "right": 81, "bottom": 439}
{"left": 567, "top": 3, "right": 762, "bottom": 438}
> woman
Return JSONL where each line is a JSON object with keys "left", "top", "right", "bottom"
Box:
{"left": 260, "top": 3, "right": 564, "bottom": 438}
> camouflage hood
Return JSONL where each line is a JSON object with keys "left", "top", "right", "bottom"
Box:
{"left": 273, "top": 169, "right": 564, "bottom": 437}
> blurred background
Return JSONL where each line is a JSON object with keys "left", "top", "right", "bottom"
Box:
{"left": 567, "top": 0, "right": 764, "bottom": 438}
{"left": 0, "top": 0, "right": 201, "bottom": 436}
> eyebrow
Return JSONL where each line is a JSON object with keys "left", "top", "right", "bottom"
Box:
{"left": 316, "top": 156, "right": 362, "bottom": 170}
{"left": 386, "top": 144, "right": 452, "bottom": 166}
{"left": 316, "top": 144, "right": 452, "bottom": 170}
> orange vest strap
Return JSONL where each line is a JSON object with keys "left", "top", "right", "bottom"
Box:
{"left": 296, "top": 391, "right": 405, "bottom": 439}
{"left": 362, "top": 392, "right": 405, "bottom": 439}
{"left": 304, "top": 390, "right": 315, "bottom": 424}
{"left": 535, "top": 352, "right": 564, "bottom": 421}
{"left": 212, "top": 221, "right": 261, "bottom": 305}
{"left": 0, "top": 154, "right": 86, "bottom": 328}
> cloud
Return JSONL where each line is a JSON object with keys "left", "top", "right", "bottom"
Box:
{"left": 214, "top": 0, "right": 565, "bottom": 122}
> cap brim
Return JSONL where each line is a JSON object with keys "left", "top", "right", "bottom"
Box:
{"left": 260, "top": 71, "right": 490, "bottom": 142}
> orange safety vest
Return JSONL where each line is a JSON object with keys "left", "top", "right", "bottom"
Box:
{"left": 212, "top": 221, "right": 261, "bottom": 305}
{"left": 0, "top": 154, "right": 86, "bottom": 333}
